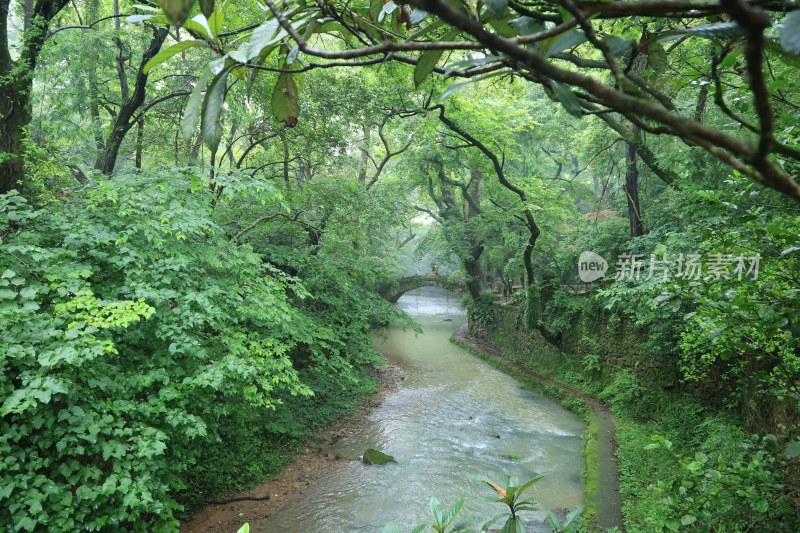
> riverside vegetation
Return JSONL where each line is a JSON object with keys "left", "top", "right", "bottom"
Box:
{"left": 1, "top": 0, "right": 800, "bottom": 531}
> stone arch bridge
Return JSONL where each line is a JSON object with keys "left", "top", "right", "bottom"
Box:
{"left": 379, "top": 275, "right": 466, "bottom": 303}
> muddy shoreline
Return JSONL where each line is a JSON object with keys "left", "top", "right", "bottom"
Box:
{"left": 181, "top": 365, "right": 405, "bottom": 532}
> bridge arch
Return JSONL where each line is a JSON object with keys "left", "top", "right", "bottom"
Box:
{"left": 379, "top": 275, "right": 466, "bottom": 303}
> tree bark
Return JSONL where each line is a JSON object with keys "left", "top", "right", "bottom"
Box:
{"left": 135, "top": 117, "right": 144, "bottom": 170}
{"left": 624, "top": 124, "right": 646, "bottom": 237}
{"left": 96, "top": 27, "right": 168, "bottom": 174}
{"left": 0, "top": 0, "right": 71, "bottom": 194}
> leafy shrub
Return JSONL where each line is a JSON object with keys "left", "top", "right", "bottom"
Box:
{"left": 0, "top": 172, "right": 384, "bottom": 530}
{"left": 644, "top": 436, "right": 795, "bottom": 532}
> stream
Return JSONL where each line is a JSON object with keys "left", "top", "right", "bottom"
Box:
{"left": 258, "top": 288, "right": 586, "bottom": 532}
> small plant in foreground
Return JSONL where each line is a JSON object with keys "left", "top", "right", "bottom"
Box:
{"left": 382, "top": 496, "right": 479, "bottom": 533}
{"left": 382, "top": 475, "right": 584, "bottom": 533}
{"left": 545, "top": 507, "right": 584, "bottom": 533}
{"left": 480, "top": 475, "right": 543, "bottom": 533}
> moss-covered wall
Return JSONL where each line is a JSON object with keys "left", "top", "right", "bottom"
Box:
{"left": 468, "top": 294, "right": 676, "bottom": 390}
{"left": 468, "top": 294, "right": 796, "bottom": 434}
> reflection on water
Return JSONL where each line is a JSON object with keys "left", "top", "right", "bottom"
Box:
{"left": 259, "top": 288, "right": 585, "bottom": 532}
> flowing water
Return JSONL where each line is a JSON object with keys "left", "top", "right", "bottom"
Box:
{"left": 259, "top": 288, "right": 586, "bottom": 532}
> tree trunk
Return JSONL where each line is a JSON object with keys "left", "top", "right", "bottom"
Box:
{"left": 357, "top": 122, "right": 371, "bottom": 183}
{"left": 464, "top": 244, "right": 485, "bottom": 299}
{"left": 624, "top": 124, "right": 645, "bottom": 237}
{"left": 0, "top": 0, "right": 71, "bottom": 194}
{"left": 135, "top": 118, "right": 144, "bottom": 170}
{"left": 0, "top": 84, "right": 28, "bottom": 194}
{"left": 96, "top": 27, "right": 168, "bottom": 174}
{"left": 464, "top": 169, "right": 485, "bottom": 298}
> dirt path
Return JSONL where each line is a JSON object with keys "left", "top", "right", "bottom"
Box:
{"left": 451, "top": 326, "right": 625, "bottom": 532}
{"left": 180, "top": 365, "right": 405, "bottom": 533}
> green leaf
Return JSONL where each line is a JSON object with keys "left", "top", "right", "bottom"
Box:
{"left": 199, "top": 0, "right": 214, "bottom": 19}
{"left": 430, "top": 496, "right": 444, "bottom": 525}
{"left": 720, "top": 47, "right": 744, "bottom": 68}
{"left": 544, "top": 29, "right": 587, "bottom": 58}
{"left": 565, "top": 506, "right": 583, "bottom": 526}
{"left": 509, "top": 16, "right": 544, "bottom": 36}
{"left": 381, "top": 523, "right": 404, "bottom": 533}
{"left": 157, "top": 0, "right": 195, "bottom": 27}
{"left": 369, "top": 0, "right": 384, "bottom": 20}
{"left": 661, "top": 22, "right": 745, "bottom": 41}
{"left": 481, "top": 512, "right": 507, "bottom": 532}
{"left": 781, "top": 10, "right": 800, "bottom": 55}
{"left": 271, "top": 72, "right": 300, "bottom": 127}
{"left": 143, "top": 40, "right": 206, "bottom": 74}
{"left": 546, "top": 511, "right": 560, "bottom": 530}
{"left": 414, "top": 30, "right": 458, "bottom": 87}
{"left": 201, "top": 67, "right": 232, "bottom": 152}
{"left": 248, "top": 19, "right": 280, "bottom": 60}
{"left": 207, "top": 0, "right": 229, "bottom": 38}
{"left": 235, "top": 524, "right": 249, "bottom": 533}
{"left": 444, "top": 496, "right": 467, "bottom": 525}
{"left": 182, "top": 69, "right": 211, "bottom": 139}
{"left": 605, "top": 36, "right": 633, "bottom": 57}
{"left": 516, "top": 474, "right": 545, "bottom": 496}
{"left": 415, "top": 49, "right": 445, "bottom": 86}
{"left": 549, "top": 80, "right": 583, "bottom": 117}
{"left": 127, "top": 14, "right": 157, "bottom": 24}
{"left": 186, "top": 14, "right": 213, "bottom": 41}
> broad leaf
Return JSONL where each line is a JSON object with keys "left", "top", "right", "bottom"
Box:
{"left": 201, "top": 67, "right": 232, "bottom": 152}
{"left": 127, "top": 14, "right": 156, "bottom": 23}
{"left": 549, "top": 80, "right": 583, "bottom": 117}
{"left": 415, "top": 49, "right": 444, "bottom": 86}
{"left": 605, "top": 36, "right": 633, "bottom": 57}
{"left": 143, "top": 40, "right": 206, "bottom": 74}
{"left": 199, "top": 0, "right": 214, "bottom": 18}
{"left": 182, "top": 69, "right": 211, "bottom": 139}
{"left": 188, "top": 14, "right": 213, "bottom": 41}
{"left": 248, "top": 19, "right": 280, "bottom": 60}
{"left": 443, "top": 55, "right": 504, "bottom": 76}
{"left": 444, "top": 496, "right": 467, "bottom": 525}
{"left": 516, "top": 474, "right": 545, "bottom": 496}
{"left": 381, "top": 522, "right": 404, "bottom": 533}
{"left": 430, "top": 496, "right": 444, "bottom": 525}
{"left": 271, "top": 72, "right": 300, "bottom": 127}
{"left": 158, "top": 0, "right": 195, "bottom": 27}
{"left": 415, "top": 30, "right": 459, "bottom": 86}
{"left": 208, "top": 0, "right": 229, "bottom": 38}
{"left": 781, "top": 10, "right": 800, "bottom": 55}
{"left": 660, "top": 22, "right": 745, "bottom": 41}
{"left": 509, "top": 16, "right": 544, "bottom": 36}
{"left": 544, "top": 28, "right": 587, "bottom": 58}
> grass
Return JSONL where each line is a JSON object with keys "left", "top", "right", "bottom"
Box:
{"left": 581, "top": 417, "right": 601, "bottom": 528}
